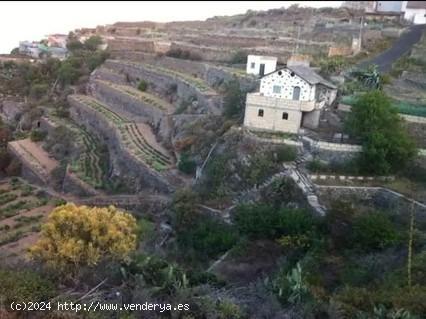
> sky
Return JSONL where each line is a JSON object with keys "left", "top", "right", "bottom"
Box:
{"left": 0, "top": 1, "right": 342, "bottom": 54}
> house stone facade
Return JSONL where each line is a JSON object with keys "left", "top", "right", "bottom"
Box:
{"left": 244, "top": 65, "right": 337, "bottom": 134}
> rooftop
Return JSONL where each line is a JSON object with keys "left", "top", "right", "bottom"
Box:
{"left": 264, "top": 65, "right": 337, "bottom": 89}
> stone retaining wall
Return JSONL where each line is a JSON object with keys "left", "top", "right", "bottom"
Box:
{"left": 7, "top": 142, "right": 50, "bottom": 185}
{"left": 104, "top": 60, "right": 222, "bottom": 115}
{"left": 68, "top": 96, "right": 173, "bottom": 193}
{"left": 63, "top": 166, "right": 100, "bottom": 197}
{"left": 310, "top": 174, "right": 394, "bottom": 182}
{"left": 89, "top": 80, "right": 173, "bottom": 143}
{"left": 111, "top": 51, "right": 257, "bottom": 92}
{"left": 401, "top": 114, "right": 426, "bottom": 124}
{"left": 92, "top": 67, "right": 128, "bottom": 85}
{"left": 317, "top": 186, "right": 426, "bottom": 223}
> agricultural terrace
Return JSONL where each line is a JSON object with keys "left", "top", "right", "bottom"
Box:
{"left": 0, "top": 178, "right": 59, "bottom": 259}
{"left": 70, "top": 95, "right": 173, "bottom": 172}
{"left": 46, "top": 115, "right": 109, "bottom": 189}
{"left": 95, "top": 79, "right": 175, "bottom": 113}
{"left": 108, "top": 59, "right": 216, "bottom": 94}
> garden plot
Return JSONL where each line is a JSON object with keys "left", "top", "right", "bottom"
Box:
{"left": 107, "top": 59, "right": 216, "bottom": 94}
{"left": 0, "top": 178, "right": 56, "bottom": 258}
{"left": 95, "top": 79, "right": 175, "bottom": 113}
{"left": 47, "top": 115, "right": 109, "bottom": 189}
{"left": 71, "top": 95, "right": 173, "bottom": 172}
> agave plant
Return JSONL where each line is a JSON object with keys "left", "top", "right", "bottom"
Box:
{"left": 357, "top": 304, "right": 418, "bottom": 319}
{"left": 286, "top": 262, "right": 309, "bottom": 304}
{"left": 350, "top": 65, "right": 382, "bottom": 90}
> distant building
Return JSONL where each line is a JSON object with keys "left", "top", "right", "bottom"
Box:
{"left": 342, "top": 1, "right": 376, "bottom": 12}
{"left": 19, "top": 41, "right": 68, "bottom": 60}
{"left": 343, "top": 1, "right": 425, "bottom": 24}
{"left": 246, "top": 55, "right": 277, "bottom": 76}
{"left": 403, "top": 1, "right": 426, "bottom": 24}
{"left": 19, "top": 41, "right": 41, "bottom": 58}
{"left": 375, "top": 1, "right": 404, "bottom": 13}
{"left": 47, "top": 34, "right": 68, "bottom": 49}
{"left": 244, "top": 63, "right": 337, "bottom": 134}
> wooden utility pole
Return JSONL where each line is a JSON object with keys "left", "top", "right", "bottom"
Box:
{"left": 407, "top": 201, "right": 415, "bottom": 292}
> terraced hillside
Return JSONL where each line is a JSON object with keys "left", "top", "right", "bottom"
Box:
{"left": 0, "top": 178, "right": 56, "bottom": 259}
{"left": 103, "top": 59, "right": 222, "bottom": 115}
{"left": 45, "top": 115, "right": 109, "bottom": 189}
{"left": 69, "top": 94, "right": 173, "bottom": 172}
{"left": 8, "top": 139, "right": 58, "bottom": 185}
{"left": 95, "top": 79, "right": 174, "bottom": 113}
{"left": 105, "top": 59, "right": 216, "bottom": 94}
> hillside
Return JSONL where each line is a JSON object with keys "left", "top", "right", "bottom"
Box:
{"left": 0, "top": 4, "right": 425, "bottom": 319}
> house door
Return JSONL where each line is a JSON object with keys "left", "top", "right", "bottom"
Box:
{"left": 259, "top": 63, "right": 265, "bottom": 76}
{"left": 292, "top": 86, "right": 301, "bottom": 100}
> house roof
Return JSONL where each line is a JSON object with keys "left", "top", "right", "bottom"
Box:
{"left": 263, "top": 65, "right": 337, "bottom": 89}
{"left": 406, "top": 1, "right": 426, "bottom": 9}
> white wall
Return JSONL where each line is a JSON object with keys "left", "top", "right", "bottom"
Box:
{"left": 246, "top": 55, "right": 277, "bottom": 76}
{"left": 259, "top": 68, "right": 315, "bottom": 101}
{"left": 244, "top": 103, "right": 302, "bottom": 134}
{"left": 404, "top": 8, "right": 426, "bottom": 24}
{"left": 376, "top": 1, "right": 403, "bottom": 12}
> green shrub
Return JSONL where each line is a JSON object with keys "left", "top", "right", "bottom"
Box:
{"left": 231, "top": 50, "right": 248, "bottom": 64}
{"left": 30, "top": 129, "right": 47, "bottom": 142}
{"left": 234, "top": 204, "right": 317, "bottom": 241}
{"left": 84, "top": 35, "right": 103, "bottom": 51}
{"left": 352, "top": 212, "right": 400, "bottom": 251}
{"left": 240, "top": 152, "right": 278, "bottom": 186}
{"left": 177, "top": 152, "right": 197, "bottom": 175}
{"left": 137, "top": 80, "right": 148, "bottom": 92}
{"left": 345, "top": 91, "right": 417, "bottom": 175}
{"left": 223, "top": 79, "right": 245, "bottom": 119}
{"left": 177, "top": 216, "right": 237, "bottom": 261}
{"left": 274, "top": 145, "right": 297, "bottom": 162}
{"left": 29, "top": 83, "right": 49, "bottom": 100}
{"left": 0, "top": 269, "right": 55, "bottom": 304}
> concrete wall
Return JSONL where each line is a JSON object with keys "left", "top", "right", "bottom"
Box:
{"left": 244, "top": 94, "right": 303, "bottom": 134}
{"left": 302, "top": 109, "right": 321, "bottom": 129}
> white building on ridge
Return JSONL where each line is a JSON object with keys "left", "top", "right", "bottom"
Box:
{"left": 244, "top": 64, "right": 337, "bottom": 134}
{"left": 246, "top": 55, "right": 277, "bottom": 76}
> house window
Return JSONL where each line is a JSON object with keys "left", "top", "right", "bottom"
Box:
{"left": 258, "top": 109, "right": 264, "bottom": 117}
{"left": 292, "top": 86, "right": 301, "bottom": 100}
{"left": 251, "top": 62, "right": 255, "bottom": 69}
{"left": 282, "top": 112, "right": 288, "bottom": 120}
{"left": 273, "top": 85, "right": 281, "bottom": 94}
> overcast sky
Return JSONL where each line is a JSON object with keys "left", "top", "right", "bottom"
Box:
{"left": 0, "top": 1, "right": 342, "bottom": 54}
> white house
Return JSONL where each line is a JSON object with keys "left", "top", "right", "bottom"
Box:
{"left": 244, "top": 65, "right": 337, "bottom": 134}
{"left": 246, "top": 55, "right": 277, "bottom": 76}
{"left": 402, "top": 1, "right": 426, "bottom": 24}
{"left": 19, "top": 41, "right": 41, "bottom": 58}
{"left": 47, "top": 34, "right": 68, "bottom": 49}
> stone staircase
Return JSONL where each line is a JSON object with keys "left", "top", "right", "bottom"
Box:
{"left": 230, "top": 158, "right": 326, "bottom": 216}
